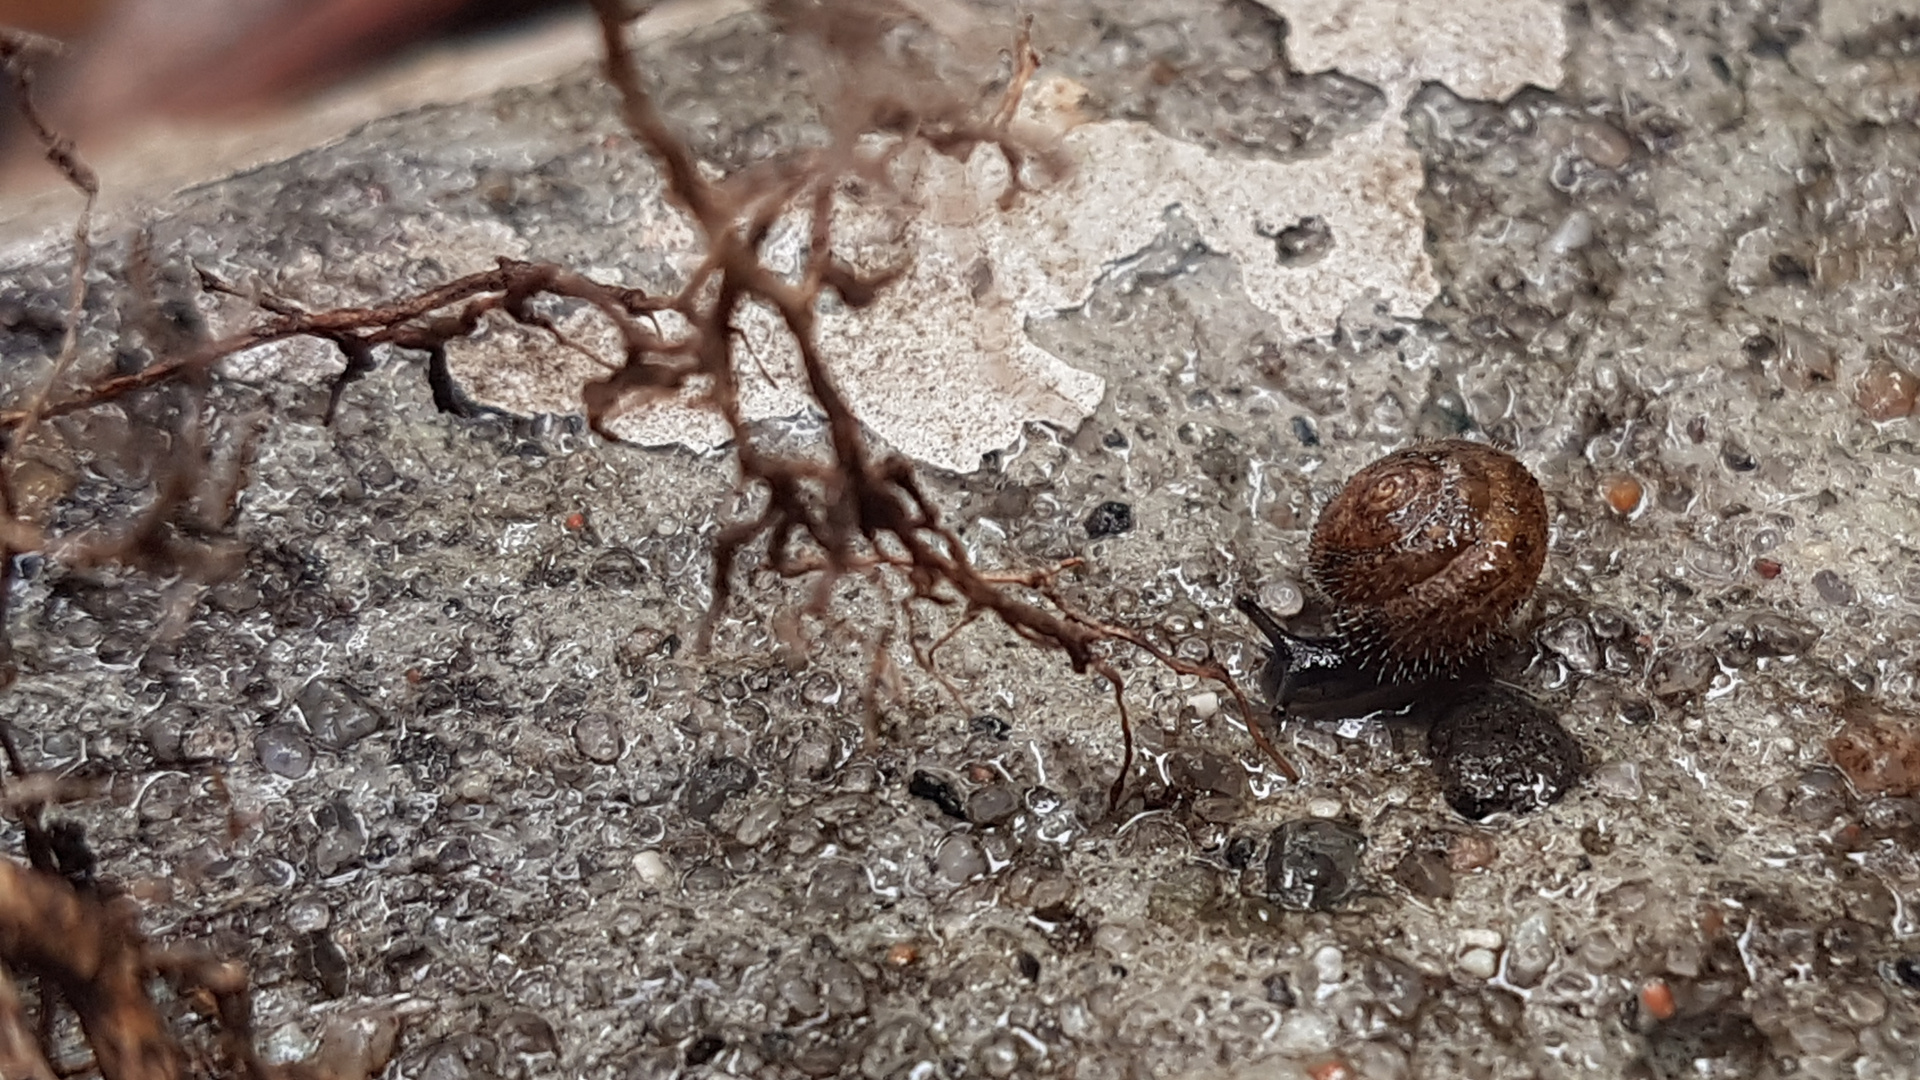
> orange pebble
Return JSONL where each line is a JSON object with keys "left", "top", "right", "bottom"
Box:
{"left": 1600, "top": 473, "right": 1644, "bottom": 516}
{"left": 1754, "top": 558, "right": 1782, "bottom": 580}
{"left": 1857, "top": 358, "right": 1920, "bottom": 422}
{"left": 1306, "top": 1059, "right": 1355, "bottom": 1080}
{"left": 1698, "top": 906, "right": 1724, "bottom": 936}
{"left": 564, "top": 511, "right": 587, "bottom": 531}
{"left": 885, "top": 943, "right": 919, "bottom": 966}
{"left": 1640, "top": 979, "right": 1677, "bottom": 1021}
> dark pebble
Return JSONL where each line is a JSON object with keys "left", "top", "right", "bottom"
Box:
{"left": 298, "top": 679, "right": 383, "bottom": 752}
{"left": 1724, "top": 612, "right": 1820, "bottom": 660}
{"left": 1263, "top": 819, "right": 1366, "bottom": 911}
{"left": 298, "top": 931, "right": 352, "bottom": 998}
{"left": 1084, "top": 501, "right": 1134, "bottom": 538}
{"left": 1891, "top": 957, "right": 1920, "bottom": 991}
{"left": 1812, "top": 569, "right": 1856, "bottom": 606}
{"left": 1390, "top": 848, "right": 1454, "bottom": 900}
{"left": 685, "top": 1035, "right": 725, "bottom": 1067}
{"left": 969, "top": 714, "right": 1011, "bottom": 739}
{"left": 908, "top": 770, "right": 967, "bottom": 821}
{"left": 585, "top": 550, "right": 644, "bottom": 590}
{"left": 1263, "top": 973, "right": 1297, "bottom": 1007}
{"left": 1619, "top": 699, "right": 1655, "bottom": 726}
{"left": 497, "top": 1011, "right": 560, "bottom": 1056}
{"left": 1427, "top": 685, "right": 1584, "bottom": 820}
{"left": 681, "top": 757, "right": 758, "bottom": 822}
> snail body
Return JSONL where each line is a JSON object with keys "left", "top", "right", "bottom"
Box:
{"left": 1240, "top": 439, "right": 1549, "bottom": 718}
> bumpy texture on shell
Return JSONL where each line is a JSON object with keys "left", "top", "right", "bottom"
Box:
{"left": 1308, "top": 439, "right": 1547, "bottom": 676}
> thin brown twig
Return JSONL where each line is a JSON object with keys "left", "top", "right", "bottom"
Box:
{"left": 0, "top": 860, "right": 182, "bottom": 1080}
{"left": 0, "top": 964, "right": 57, "bottom": 1080}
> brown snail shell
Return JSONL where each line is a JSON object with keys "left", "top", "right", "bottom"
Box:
{"left": 1307, "top": 438, "right": 1548, "bottom": 678}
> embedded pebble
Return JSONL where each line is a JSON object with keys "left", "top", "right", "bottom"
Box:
{"left": 255, "top": 724, "right": 315, "bottom": 780}
{"left": 965, "top": 785, "right": 1018, "bottom": 826}
{"left": 681, "top": 757, "right": 759, "bottom": 821}
{"left": 631, "top": 850, "right": 672, "bottom": 889}
{"left": 1265, "top": 819, "right": 1366, "bottom": 911}
{"left": 933, "top": 834, "right": 986, "bottom": 885}
{"left": 1312, "top": 945, "right": 1344, "bottom": 985}
{"left": 1391, "top": 849, "right": 1453, "bottom": 900}
{"left": 1840, "top": 987, "right": 1887, "bottom": 1027}
{"left": 1092, "top": 924, "right": 1140, "bottom": 959}
{"left": 286, "top": 899, "right": 332, "bottom": 934}
{"left": 1828, "top": 707, "right": 1920, "bottom": 797}
{"left": 1427, "top": 685, "right": 1584, "bottom": 819}
{"left": 1722, "top": 612, "right": 1820, "bottom": 662}
{"left": 978, "top": 1039, "right": 1019, "bottom": 1078}
{"left": 310, "top": 801, "right": 366, "bottom": 877}
{"left": 1649, "top": 648, "right": 1717, "bottom": 700}
{"left": 1084, "top": 501, "right": 1134, "bottom": 538}
{"left": 733, "top": 799, "right": 784, "bottom": 846}
{"left": 1813, "top": 568, "right": 1857, "bottom": 605}
{"left": 134, "top": 774, "right": 186, "bottom": 823}
{"left": 572, "top": 714, "right": 623, "bottom": 764}
{"left": 1506, "top": 911, "right": 1556, "bottom": 988}
{"left": 1456, "top": 948, "right": 1497, "bottom": 979}
{"left": 1856, "top": 357, "right": 1919, "bottom": 421}
{"left": 1447, "top": 833, "right": 1499, "bottom": 872}
{"left": 1588, "top": 761, "right": 1644, "bottom": 801}
{"left": 1537, "top": 616, "right": 1600, "bottom": 674}
{"left": 297, "top": 680, "right": 383, "bottom": 751}
{"left": 908, "top": 770, "right": 967, "bottom": 820}
{"left": 1572, "top": 119, "right": 1633, "bottom": 168}
{"left": 1598, "top": 473, "right": 1644, "bottom": 516}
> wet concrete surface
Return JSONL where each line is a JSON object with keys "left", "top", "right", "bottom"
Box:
{"left": 2, "top": 1, "right": 1920, "bottom": 1077}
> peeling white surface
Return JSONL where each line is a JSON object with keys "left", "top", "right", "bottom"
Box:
{"left": 453, "top": 0, "right": 1568, "bottom": 471}
{"left": 448, "top": 110, "right": 1428, "bottom": 472}
{"left": 1258, "top": 0, "right": 1567, "bottom": 106}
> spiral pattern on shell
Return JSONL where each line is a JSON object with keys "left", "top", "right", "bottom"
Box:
{"left": 1307, "top": 439, "right": 1548, "bottom": 677}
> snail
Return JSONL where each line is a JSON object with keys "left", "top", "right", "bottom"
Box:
{"left": 1238, "top": 439, "right": 1549, "bottom": 721}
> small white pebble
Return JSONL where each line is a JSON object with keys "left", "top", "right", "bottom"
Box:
{"left": 1306, "top": 797, "right": 1343, "bottom": 819}
{"left": 632, "top": 850, "right": 672, "bottom": 888}
{"left": 1312, "top": 944, "right": 1345, "bottom": 984}
{"left": 1459, "top": 927, "right": 1504, "bottom": 951}
{"left": 1544, "top": 210, "right": 1593, "bottom": 255}
{"left": 1458, "top": 948, "right": 1498, "bottom": 979}
{"left": 1188, "top": 691, "right": 1220, "bottom": 719}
